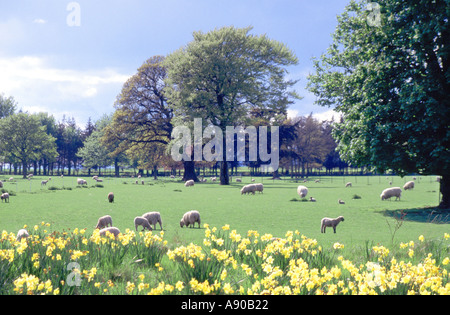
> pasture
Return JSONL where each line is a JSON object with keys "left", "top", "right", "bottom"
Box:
{"left": 0, "top": 174, "right": 447, "bottom": 251}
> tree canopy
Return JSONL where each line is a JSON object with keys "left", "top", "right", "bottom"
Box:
{"left": 307, "top": 0, "right": 450, "bottom": 208}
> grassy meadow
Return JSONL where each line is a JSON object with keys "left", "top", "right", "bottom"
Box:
{"left": 1, "top": 174, "right": 449, "bottom": 295}
{"left": 0, "top": 174, "right": 447, "bottom": 249}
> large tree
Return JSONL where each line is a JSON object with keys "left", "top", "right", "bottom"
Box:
{"left": 308, "top": 0, "right": 450, "bottom": 209}
{"left": 0, "top": 113, "right": 57, "bottom": 178}
{"left": 165, "top": 26, "right": 299, "bottom": 185}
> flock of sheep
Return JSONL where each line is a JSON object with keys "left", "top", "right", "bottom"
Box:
{"left": 6, "top": 174, "right": 442, "bottom": 241}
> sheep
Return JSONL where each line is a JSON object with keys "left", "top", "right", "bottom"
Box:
{"left": 16, "top": 229, "right": 29, "bottom": 241}
{"left": 345, "top": 182, "right": 352, "bottom": 188}
{"left": 134, "top": 216, "right": 152, "bottom": 232}
{"left": 99, "top": 227, "right": 121, "bottom": 237}
{"left": 107, "top": 192, "right": 114, "bottom": 203}
{"left": 1, "top": 193, "right": 9, "bottom": 203}
{"left": 403, "top": 181, "right": 415, "bottom": 191}
{"left": 210, "top": 177, "right": 217, "bottom": 182}
{"left": 95, "top": 215, "right": 113, "bottom": 229}
{"left": 297, "top": 185, "right": 308, "bottom": 198}
{"left": 92, "top": 176, "right": 98, "bottom": 181}
{"left": 251, "top": 179, "right": 255, "bottom": 182}
{"left": 0, "top": 181, "right": 3, "bottom": 188}
{"left": 309, "top": 197, "right": 316, "bottom": 202}
{"left": 338, "top": 199, "right": 345, "bottom": 204}
{"left": 314, "top": 179, "right": 320, "bottom": 183}
{"left": 236, "top": 178, "right": 242, "bottom": 183}
{"left": 142, "top": 212, "right": 163, "bottom": 230}
{"left": 185, "top": 180, "right": 195, "bottom": 187}
{"left": 380, "top": 187, "right": 402, "bottom": 201}
{"left": 96, "top": 178, "right": 103, "bottom": 183}
{"left": 241, "top": 184, "right": 256, "bottom": 195}
{"left": 41, "top": 180, "right": 48, "bottom": 186}
{"left": 180, "top": 210, "right": 201, "bottom": 228}
{"left": 77, "top": 178, "right": 87, "bottom": 185}
{"left": 321, "top": 216, "right": 345, "bottom": 234}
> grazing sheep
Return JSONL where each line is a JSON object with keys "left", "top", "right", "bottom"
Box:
{"left": 185, "top": 180, "right": 195, "bottom": 187}
{"left": 16, "top": 229, "right": 29, "bottom": 241}
{"left": 141, "top": 180, "right": 145, "bottom": 185}
{"left": 180, "top": 210, "right": 201, "bottom": 228}
{"left": 251, "top": 179, "right": 255, "bottom": 182}
{"left": 338, "top": 199, "right": 345, "bottom": 204}
{"left": 95, "top": 215, "right": 113, "bottom": 229}
{"left": 403, "top": 181, "right": 415, "bottom": 191}
{"left": 297, "top": 185, "right": 308, "bottom": 198}
{"left": 321, "top": 216, "right": 345, "bottom": 234}
{"left": 1, "top": 193, "right": 9, "bottom": 203}
{"left": 389, "top": 181, "right": 393, "bottom": 185}
{"left": 96, "top": 178, "right": 103, "bottom": 183}
{"left": 134, "top": 216, "right": 152, "bottom": 231}
{"left": 9, "top": 177, "right": 14, "bottom": 181}
{"left": 99, "top": 227, "right": 121, "bottom": 237}
{"left": 236, "top": 178, "right": 242, "bottom": 183}
{"left": 310, "top": 197, "right": 316, "bottom": 202}
{"left": 92, "top": 176, "right": 98, "bottom": 181}
{"left": 241, "top": 184, "right": 257, "bottom": 195}
{"left": 41, "top": 180, "right": 48, "bottom": 186}
{"left": 380, "top": 187, "right": 402, "bottom": 201}
{"left": 142, "top": 212, "right": 163, "bottom": 230}
{"left": 345, "top": 182, "right": 352, "bottom": 188}
{"left": 77, "top": 178, "right": 87, "bottom": 185}
{"left": 107, "top": 192, "right": 114, "bottom": 203}
{"left": 315, "top": 179, "right": 320, "bottom": 183}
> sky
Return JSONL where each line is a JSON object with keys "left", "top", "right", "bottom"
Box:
{"left": 0, "top": 0, "right": 351, "bottom": 128}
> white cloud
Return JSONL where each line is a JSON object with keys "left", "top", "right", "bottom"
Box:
{"left": 0, "top": 55, "right": 130, "bottom": 126}
{"left": 313, "top": 109, "right": 340, "bottom": 122}
{"left": 33, "top": 18, "right": 47, "bottom": 24}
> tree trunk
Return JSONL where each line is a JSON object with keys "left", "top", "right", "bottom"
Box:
{"left": 182, "top": 161, "right": 199, "bottom": 182}
{"left": 220, "top": 161, "right": 230, "bottom": 185}
{"left": 22, "top": 161, "right": 27, "bottom": 179}
{"left": 438, "top": 174, "right": 450, "bottom": 210}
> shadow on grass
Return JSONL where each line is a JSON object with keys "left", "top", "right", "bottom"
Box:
{"left": 379, "top": 207, "right": 450, "bottom": 224}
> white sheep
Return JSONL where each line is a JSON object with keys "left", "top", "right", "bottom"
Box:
{"left": 314, "top": 179, "right": 320, "bottom": 183}
{"left": 241, "top": 184, "right": 256, "bottom": 195}
{"left": 309, "top": 197, "right": 316, "bottom": 202}
{"left": 345, "top": 182, "right": 352, "bottom": 188}
{"left": 210, "top": 177, "right": 217, "bottom": 182}
{"left": 185, "top": 180, "right": 195, "bottom": 187}
{"left": 142, "top": 212, "right": 163, "bottom": 230}
{"left": 16, "top": 229, "right": 29, "bottom": 241}
{"left": 77, "top": 178, "right": 87, "bottom": 185}
{"left": 403, "top": 181, "right": 415, "bottom": 190}
{"left": 92, "top": 175, "right": 98, "bottom": 181}
{"left": 297, "top": 185, "right": 308, "bottom": 198}
{"left": 107, "top": 192, "right": 114, "bottom": 203}
{"left": 96, "top": 178, "right": 103, "bottom": 183}
{"left": 95, "top": 215, "right": 113, "bottom": 229}
{"left": 321, "top": 216, "right": 345, "bottom": 234}
{"left": 380, "top": 187, "right": 402, "bottom": 201}
{"left": 41, "top": 180, "right": 48, "bottom": 186}
{"left": 180, "top": 210, "right": 201, "bottom": 228}
{"left": 99, "top": 227, "right": 121, "bottom": 237}
{"left": 134, "top": 216, "right": 152, "bottom": 231}
{"left": 338, "top": 199, "right": 345, "bottom": 204}
{"left": 1, "top": 192, "right": 9, "bottom": 203}
{"left": 236, "top": 178, "right": 242, "bottom": 183}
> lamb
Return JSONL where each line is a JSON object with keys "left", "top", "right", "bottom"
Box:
{"left": 185, "top": 180, "right": 195, "bottom": 187}
{"left": 99, "top": 227, "right": 121, "bottom": 237}
{"left": 345, "top": 182, "right": 352, "bottom": 188}
{"left": 77, "top": 178, "right": 87, "bottom": 185}
{"left": 321, "top": 216, "right": 345, "bottom": 234}
{"left": 107, "top": 192, "right": 114, "bottom": 203}
{"left": 297, "top": 185, "right": 308, "bottom": 198}
{"left": 1, "top": 193, "right": 9, "bottom": 203}
{"left": 16, "top": 229, "right": 29, "bottom": 241}
{"left": 380, "top": 187, "right": 402, "bottom": 201}
{"left": 241, "top": 184, "right": 257, "bottom": 195}
{"left": 236, "top": 178, "right": 242, "bottom": 183}
{"left": 338, "top": 199, "right": 345, "bottom": 204}
{"left": 95, "top": 215, "right": 113, "bottom": 229}
{"left": 41, "top": 180, "right": 48, "bottom": 186}
{"left": 403, "top": 181, "right": 415, "bottom": 191}
{"left": 134, "top": 216, "right": 152, "bottom": 231}
{"left": 180, "top": 210, "right": 201, "bottom": 228}
{"left": 142, "top": 212, "right": 163, "bottom": 230}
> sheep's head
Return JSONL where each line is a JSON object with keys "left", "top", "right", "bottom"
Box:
{"left": 338, "top": 216, "right": 344, "bottom": 222}
{"left": 180, "top": 220, "right": 185, "bottom": 228}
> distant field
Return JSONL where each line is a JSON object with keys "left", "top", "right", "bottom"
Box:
{"left": 0, "top": 174, "right": 447, "bottom": 251}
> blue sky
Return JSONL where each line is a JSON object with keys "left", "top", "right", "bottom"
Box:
{"left": 0, "top": 0, "right": 350, "bottom": 127}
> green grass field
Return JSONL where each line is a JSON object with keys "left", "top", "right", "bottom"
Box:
{"left": 0, "top": 174, "right": 447, "bottom": 252}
